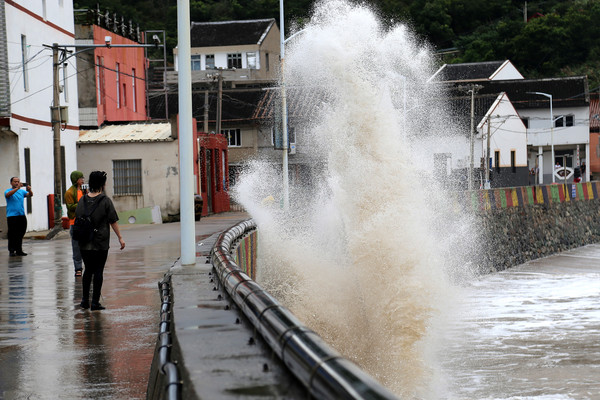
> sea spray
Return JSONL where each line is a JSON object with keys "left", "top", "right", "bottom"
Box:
{"left": 232, "top": 0, "right": 473, "bottom": 397}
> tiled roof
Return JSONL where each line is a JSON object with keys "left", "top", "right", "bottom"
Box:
{"left": 78, "top": 122, "right": 173, "bottom": 143}
{"left": 252, "top": 87, "right": 329, "bottom": 121}
{"left": 445, "top": 93, "right": 501, "bottom": 134}
{"left": 190, "top": 19, "right": 276, "bottom": 47}
{"left": 477, "top": 76, "right": 589, "bottom": 109}
{"left": 443, "top": 76, "right": 589, "bottom": 109}
{"left": 435, "top": 61, "right": 506, "bottom": 82}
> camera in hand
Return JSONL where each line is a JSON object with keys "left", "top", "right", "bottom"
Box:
{"left": 21, "top": 182, "right": 29, "bottom": 186}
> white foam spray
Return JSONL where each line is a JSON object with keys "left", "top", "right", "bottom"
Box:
{"left": 233, "top": 0, "right": 476, "bottom": 397}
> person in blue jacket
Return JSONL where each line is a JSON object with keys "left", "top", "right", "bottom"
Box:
{"left": 5, "top": 177, "right": 33, "bottom": 256}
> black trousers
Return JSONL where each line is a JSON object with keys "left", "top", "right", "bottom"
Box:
{"left": 7, "top": 215, "right": 27, "bottom": 253}
{"left": 81, "top": 249, "right": 109, "bottom": 304}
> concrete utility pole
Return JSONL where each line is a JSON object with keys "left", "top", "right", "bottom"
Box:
{"left": 459, "top": 84, "right": 483, "bottom": 190}
{"left": 216, "top": 72, "right": 223, "bottom": 135}
{"left": 44, "top": 40, "right": 163, "bottom": 239}
{"left": 48, "top": 43, "right": 63, "bottom": 239}
{"left": 485, "top": 116, "right": 491, "bottom": 188}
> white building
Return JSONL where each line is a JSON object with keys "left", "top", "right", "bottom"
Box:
{"left": 1, "top": 0, "right": 79, "bottom": 232}
{"left": 429, "top": 61, "right": 590, "bottom": 188}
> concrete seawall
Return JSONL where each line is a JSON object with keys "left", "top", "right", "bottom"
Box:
{"left": 462, "top": 182, "right": 600, "bottom": 272}
{"left": 232, "top": 182, "right": 600, "bottom": 277}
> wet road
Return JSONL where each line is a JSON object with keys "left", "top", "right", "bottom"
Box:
{"left": 0, "top": 214, "right": 248, "bottom": 400}
{"left": 440, "top": 244, "right": 600, "bottom": 399}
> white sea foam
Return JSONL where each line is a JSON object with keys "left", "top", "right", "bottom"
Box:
{"left": 232, "top": 0, "right": 475, "bottom": 397}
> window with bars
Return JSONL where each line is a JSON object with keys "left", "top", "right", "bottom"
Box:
{"left": 113, "top": 159, "right": 142, "bottom": 195}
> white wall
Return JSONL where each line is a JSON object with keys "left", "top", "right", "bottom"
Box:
{"left": 523, "top": 106, "right": 589, "bottom": 147}
{"left": 4, "top": 0, "right": 79, "bottom": 231}
{"left": 476, "top": 94, "right": 528, "bottom": 168}
{"left": 76, "top": 141, "right": 181, "bottom": 220}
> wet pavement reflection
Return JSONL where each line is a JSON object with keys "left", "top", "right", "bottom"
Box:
{"left": 0, "top": 222, "right": 187, "bottom": 399}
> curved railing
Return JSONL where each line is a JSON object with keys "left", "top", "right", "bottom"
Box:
{"left": 211, "top": 219, "right": 398, "bottom": 400}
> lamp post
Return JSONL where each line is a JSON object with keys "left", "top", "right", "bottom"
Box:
{"left": 279, "top": 0, "right": 289, "bottom": 210}
{"left": 528, "top": 91, "right": 555, "bottom": 183}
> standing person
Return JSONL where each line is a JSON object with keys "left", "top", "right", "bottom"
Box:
{"left": 65, "top": 171, "right": 86, "bottom": 276}
{"left": 76, "top": 171, "right": 125, "bottom": 311}
{"left": 4, "top": 177, "right": 33, "bottom": 256}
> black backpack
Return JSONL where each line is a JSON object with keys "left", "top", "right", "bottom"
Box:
{"left": 72, "top": 196, "right": 103, "bottom": 244}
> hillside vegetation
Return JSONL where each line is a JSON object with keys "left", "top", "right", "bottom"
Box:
{"left": 73, "top": 0, "right": 600, "bottom": 89}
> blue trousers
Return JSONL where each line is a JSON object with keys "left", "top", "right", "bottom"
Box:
{"left": 69, "top": 226, "right": 83, "bottom": 271}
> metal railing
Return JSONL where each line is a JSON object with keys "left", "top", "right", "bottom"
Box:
{"left": 211, "top": 219, "right": 398, "bottom": 400}
{"left": 147, "top": 274, "right": 181, "bottom": 400}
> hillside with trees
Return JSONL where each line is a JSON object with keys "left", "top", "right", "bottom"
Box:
{"left": 73, "top": 0, "right": 600, "bottom": 89}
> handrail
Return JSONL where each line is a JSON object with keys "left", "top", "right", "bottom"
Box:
{"left": 211, "top": 219, "right": 398, "bottom": 400}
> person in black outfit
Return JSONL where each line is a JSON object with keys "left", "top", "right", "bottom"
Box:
{"left": 75, "top": 171, "right": 125, "bottom": 311}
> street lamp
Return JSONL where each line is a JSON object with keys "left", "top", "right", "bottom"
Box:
{"left": 527, "top": 91, "right": 555, "bottom": 183}
{"left": 280, "top": 0, "right": 289, "bottom": 210}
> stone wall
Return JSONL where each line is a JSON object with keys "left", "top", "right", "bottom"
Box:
{"left": 464, "top": 182, "right": 600, "bottom": 272}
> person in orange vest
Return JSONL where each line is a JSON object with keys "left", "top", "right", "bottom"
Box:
{"left": 65, "top": 171, "right": 86, "bottom": 277}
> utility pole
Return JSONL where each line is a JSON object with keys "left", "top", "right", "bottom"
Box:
{"left": 47, "top": 43, "right": 64, "bottom": 239}
{"left": 203, "top": 91, "right": 209, "bottom": 133}
{"left": 44, "top": 39, "right": 163, "bottom": 240}
{"left": 216, "top": 72, "right": 222, "bottom": 135}
{"left": 485, "top": 115, "right": 491, "bottom": 188}
{"left": 459, "top": 84, "right": 483, "bottom": 190}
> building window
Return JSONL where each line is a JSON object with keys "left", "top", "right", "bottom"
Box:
{"left": 132, "top": 68, "right": 137, "bottom": 112}
{"left": 191, "top": 55, "right": 201, "bottom": 71}
{"left": 555, "top": 115, "right": 574, "bottom": 127}
{"left": 113, "top": 159, "right": 142, "bottom": 195}
{"left": 116, "top": 63, "right": 120, "bottom": 108}
{"left": 495, "top": 150, "right": 500, "bottom": 173}
{"left": 265, "top": 53, "right": 270, "bottom": 71}
{"left": 433, "top": 153, "right": 451, "bottom": 176}
{"left": 21, "top": 35, "right": 29, "bottom": 92}
{"left": 247, "top": 52, "right": 257, "bottom": 69}
{"left": 205, "top": 54, "right": 215, "bottom": 69}
{"left": 223, "top": 128, "right": 241, "bottom": 147}
{"left": 511, "top": 150, "right": 516, "bottom": 173}
{"left": 122, "top": 83, "right": 127, "bottom": 108}
{"left": 227, "top": 53, "right": 242, "bottom": 69}
{"left": 272, "top": 126, "right": 296, "bottom": 146}
{"left": 521, "top": 117, "right": 529, "bottom": 129}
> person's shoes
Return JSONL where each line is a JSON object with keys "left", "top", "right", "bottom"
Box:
{"left": 80, "top": 300, "right": 90, "bottom": 309}
{"left": 91, "top": 303, "right": 105, "bottom": 311}
{"left": 9, "top": 251, "right": 16, "bottom": 257}
{"left": 16, "top": 251, "right": 27, "bottom": 256}
{"left": 75, "top": 270, "right": 83, "bottom": 277}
